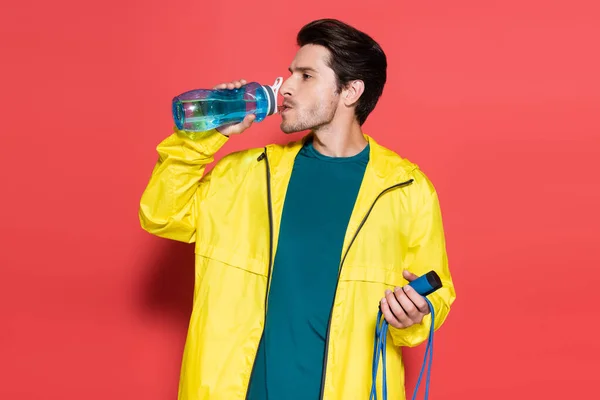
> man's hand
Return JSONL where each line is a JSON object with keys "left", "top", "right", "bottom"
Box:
{"left": 380, "top": 269, "right": 431, "bottom": 329}
{"left": 213, "top": 79, "right": 256, "bottom": 136}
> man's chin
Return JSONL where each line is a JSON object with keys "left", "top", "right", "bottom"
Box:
{"left": 280, "top": 122, "right": 304, "bottom": 134}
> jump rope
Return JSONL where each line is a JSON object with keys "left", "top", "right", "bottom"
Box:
{"left": 370, "top": 271, "right": 443, "bottom": 400}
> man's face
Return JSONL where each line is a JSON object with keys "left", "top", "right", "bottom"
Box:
{"left": 279, "top": 44, "right": 341, "bottom": 133}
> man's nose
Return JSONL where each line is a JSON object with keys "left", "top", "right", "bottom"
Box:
{"left": 280, "top": 77, "right": 293, "bottom": 97}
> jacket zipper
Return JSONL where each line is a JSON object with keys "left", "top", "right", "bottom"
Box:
{"left": 317, "top": 178, "right": 414, "bottom": 400}
{"left": 245, "top": 150, "right": 274, "bottom": 400}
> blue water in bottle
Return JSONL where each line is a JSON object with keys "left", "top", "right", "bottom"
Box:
{"left": 172, "top": 77, "right": 283, "bottom": 133}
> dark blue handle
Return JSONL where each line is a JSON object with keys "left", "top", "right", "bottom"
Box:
{"left": 408, "top": 270, "right": 443, "bottom": 296}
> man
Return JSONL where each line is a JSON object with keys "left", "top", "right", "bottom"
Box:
{"left": 139, "top": 18, "right": 456, "bottom": 400}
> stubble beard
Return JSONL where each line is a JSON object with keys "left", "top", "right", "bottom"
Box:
{"left": 280, "top": 98, "right": 338, "bottom": 134}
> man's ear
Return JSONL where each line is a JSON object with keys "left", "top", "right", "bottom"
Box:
{"left": 342, "top": 80, "right": 365, "bottom": 107}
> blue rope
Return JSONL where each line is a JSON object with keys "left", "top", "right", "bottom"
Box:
{"left": 370, "top": 298, "right": 435, "bottom": 400}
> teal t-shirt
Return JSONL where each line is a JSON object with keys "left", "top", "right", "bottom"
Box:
{"left": 247, "top": 139, "right": 369, "bottom": 399}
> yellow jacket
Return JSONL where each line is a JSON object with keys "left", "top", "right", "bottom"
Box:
{"left": 139, "top": 128, "right": 456, "bottom": 400}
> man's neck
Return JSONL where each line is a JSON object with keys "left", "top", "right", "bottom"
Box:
{"left": 310, "top": 120, "right": 368, "bottom": 157}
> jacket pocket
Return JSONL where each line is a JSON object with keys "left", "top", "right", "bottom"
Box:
{"left": 339, "top": 265, "right": 406, "bottom": 288}
{"left": 194, "top": 243, "right": 268, "bottom": 277}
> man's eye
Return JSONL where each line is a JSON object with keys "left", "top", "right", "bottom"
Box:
{"left": 303, "top": 74, "right": 312, "bottom": 80}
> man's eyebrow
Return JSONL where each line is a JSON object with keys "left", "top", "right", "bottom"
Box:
{"left": 288, "top": 66, "right": 319, "bottom": 74}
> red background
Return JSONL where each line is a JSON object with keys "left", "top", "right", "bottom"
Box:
{"left": 1, "top": 0, "right": 599, "bottom": 398}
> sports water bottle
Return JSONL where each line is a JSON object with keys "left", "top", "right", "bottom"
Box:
{"left": 172, "top": 77, "right": 283, "bottom": 133}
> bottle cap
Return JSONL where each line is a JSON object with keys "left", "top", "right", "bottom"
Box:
{"left": 262, "top": 77, "right": 283, "bottom": 116}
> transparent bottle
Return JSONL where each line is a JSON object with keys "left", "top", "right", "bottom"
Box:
{"left": 172, "top": 77, "right": 283, "bottom": 133}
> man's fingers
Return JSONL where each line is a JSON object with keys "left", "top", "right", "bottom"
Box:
{"left": 381, "top": 275, "right": 431, "bottom": 329}
{"left": 394, "top": 287, "right": 422, "bottom": 321}
{"left": 385, "top": 290, "right": 412, "bottom": 327}
{"left": 219, "top": 114, "right": 255, "bottom": 136}
{"left": 403, "top": 285, "right": 430, "bottom": 314}
{"left": 240, "top": 114, "right": 255, "bottom": 129}
{"left": 380, "top": 296, "right": 403, "bottom": 329}
{"left": 402, "top": 269, "right": 419, "bottom": 282}
{"left": 213, "top": 80, "right": 247, "bottom": 90}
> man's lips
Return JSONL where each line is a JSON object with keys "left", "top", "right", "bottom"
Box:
{"left": 278, "top": 104, "right": 293, "bottom": 113}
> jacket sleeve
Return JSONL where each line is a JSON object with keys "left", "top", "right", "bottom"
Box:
{"left": 389, "top": 171, "right": 457, "bottom": 347}
{"left": 138, "top": 127, "right": 228, "bottom": 243}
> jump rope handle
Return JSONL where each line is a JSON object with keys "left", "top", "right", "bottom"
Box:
{"left": 407, "top": 270, "right": 443, "bottom": 296}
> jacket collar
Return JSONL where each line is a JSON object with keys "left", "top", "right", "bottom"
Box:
{"left": 265, "top": 132, "right": 416, "bottom": 188}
